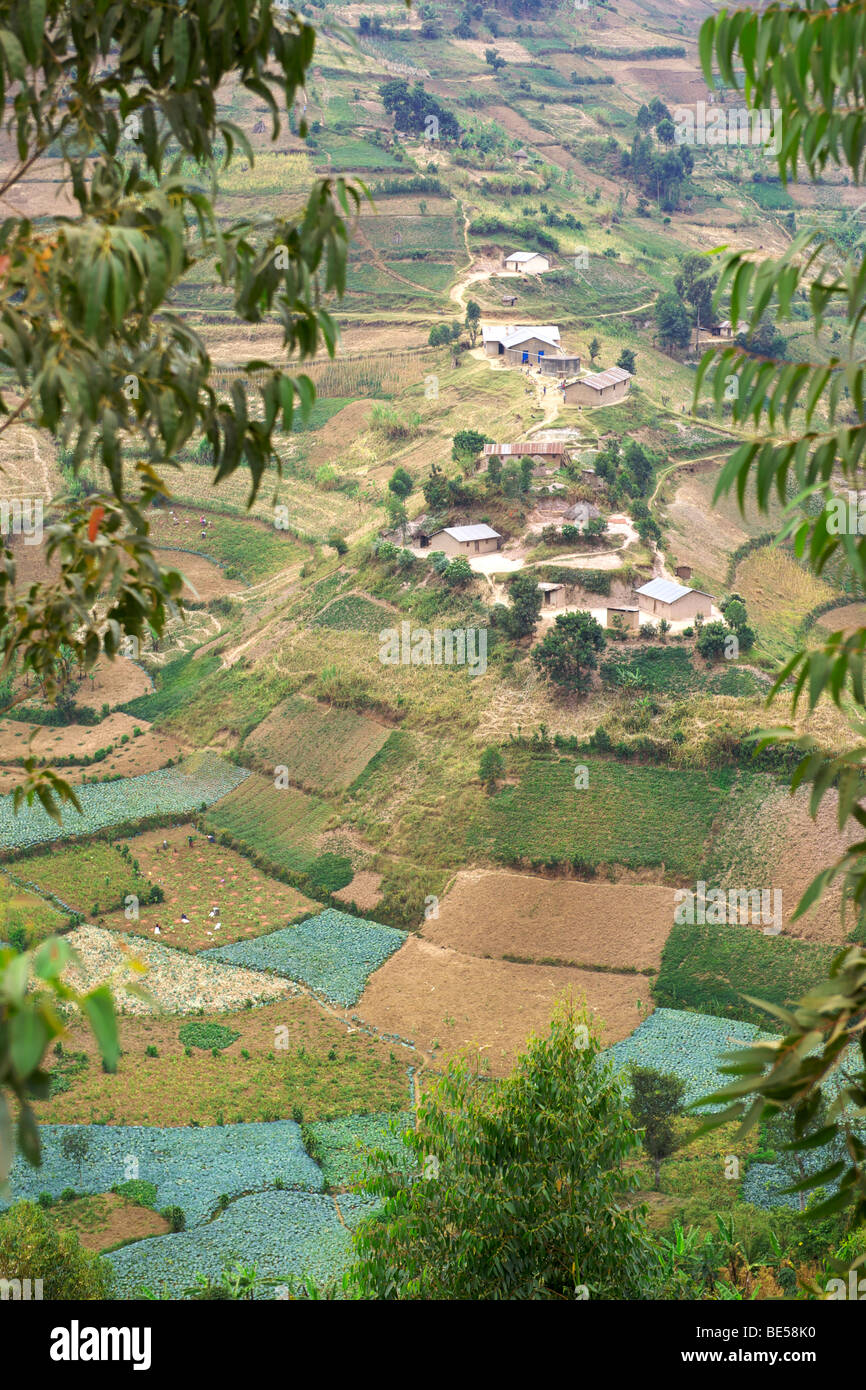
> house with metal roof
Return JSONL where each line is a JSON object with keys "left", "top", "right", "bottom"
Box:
{"left": 426, "top": 523, "right": 502, "bottom": 557}
{"left": 561, "top": 365, "right": 632, "bottom": 407}
{"left": 635, "top": 577, "right": 715, "bottom": 623}
{"left": 504, "top": 250, "right": 550, "bottom": 274}
{"left": 482, "top": 324, "right": 561, "bottom": 361}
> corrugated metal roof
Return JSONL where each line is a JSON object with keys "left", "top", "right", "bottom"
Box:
{"left": 503, "top": 327, "right": 561, "bottom": 349}
{"left": 506, "top": 250, "right": 542, "bottom": 262}
{"left": 440, "top": 524, "right": 501, "bottom": 542}
{"left": 483, "top": 441, "right": 565, "bottom": 456}
{"left": 635, "top": 578, "right": 693, "bottom": 603}
{"left": 481, "top": 324, "right": 561, "bottom": 346}
{"left": 578, "top": 366, "right": 632, "bottom": 390}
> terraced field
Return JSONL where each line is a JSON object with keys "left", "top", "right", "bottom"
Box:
{"left": 243, "top": 696, "right": 392, "bottom": 794}
{"left": 202, "top": 774, "right": 334, "bottom": 879}
{"left": 472, "top": 757, "right": 746, "bottom": 877}
{"left": 0, "top": 754, "right": 250, "bottom": 850}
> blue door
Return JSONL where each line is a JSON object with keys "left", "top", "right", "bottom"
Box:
{"left": 522, "top": 351, "right": 529, "bottom": 363}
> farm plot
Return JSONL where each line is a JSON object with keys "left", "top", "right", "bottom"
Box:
{"left": 61, "top": 926, "right": 293, "bottom": 1016}
{"left": 0, "top": 753, "right": 250, "bottom": 849}
{"left": 95, "top": 827, "right": 318, "bottom": 951}
{"left": 0, "top": 715, "right": 183, "bottom": 783}
{"left": 107, "top": 1190, "right": 362, "bottom": 1298}
{"left": 152, "top": 548, "right": 243, "bottom": 602}
{"left": 147, "top": 511, "right": 305, "bottom": 584}
{"left": 600, "top": 647, "right": 765, "bottom": 698}
{"left": 473, "top": 758, "right": 741, "bottom": 877}
{"left": 358, "top": 936, "right": 647, "bottom": 1075}
{"left": 202, "top": 774, "right": 333, "bottom": 878}
{"left": 0, "top": 871, "right": 67, "bottom": 946}
{"left": 303, "top": 1112, "right": 415, "bottom": 1191}
{"left": 425, "top": 870, "right": 675, "bottom": 972}
{"left": 654, "top": 920, "right": 837, "bottom": 1028}
{"left": 607, "top": 1007, "right": 774, "bottom": 1109}
{"left": 40, "top": 995, "right": 411, "bottom": 1126}
{"left": 701, "top": 781, "right": 857, "bottom": 943}
{"left": 312, "top": 593, "right": 393, "bottom": 633}
{"left": 11, "top": 842, "right": 153, "bottom": 918}
{"left": 203, "top": 909, "right": 407, "bottom": 1007}
{"left": 5, "top": 1121, "right": 322, "bottom": 1225}
{"left": 243, "top": 696, "right": 392, "bottom": 794}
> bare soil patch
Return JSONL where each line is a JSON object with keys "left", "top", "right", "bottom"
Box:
{"left": 153, "top": 548, "right": 243, "bottom": 601}
{"left": 51, "top": 1194, "right": 170, "bottom": 1252}
{"left": 426, "top": 870, "right": 674, "bottom": 971}
{"left": 817, "top": 604, "right": 866, "bottom": 638}
{"left": 333, "top": 870, "right": 383, "bottom": 912}
{"left": 0, "top": 713, "right": 182, "bottom": 784}
{"left": 358, "top": 936, "right": 647, "bottom": 1075}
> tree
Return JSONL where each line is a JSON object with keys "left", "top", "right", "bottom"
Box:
{"left": 675, "top": 254, "right": 719, "bottom": 335}
{"left": 428, "top": 323, "right": 452, "bottom": 346}
{"left": 479, "top": 745, "right": 505, "bottom": 792}
{"left": 532, "top": 610, "right": 606, "bottom": 695}
{"left": 385, "top": 494, "right": 408, "bottom": 541}
{"left": 617, "top": 348, "right": 637, "bottom": 375}
{"left": 692, "top": 2, "right": 866, "bottom": 1252}
{"left": 388, "top": 466, "right": 414, "bottom": 501}
{"left": 347, "top": 1001, "right": 656, "bottom": 1299}
{"left": 465, "top": 299, "right": 482, "bottom": 346}
{"left": 0, "top": 1202, "right": 112, "bottom": 1300}
{"left": 636, "top": 103, "right": 653, "bottom": 132}
{"left": 0, "top": 1, "right": 360, "bottom": 818}
{"left": 422, "top": 469, "right": 450, "bottom": 512}
{"left": 656, "top": 117, "right": 676, "bottom": 145}
{"left": 484, "top": 47, "right": 506, "bottom": 70}
{"left": 452, "top": 429, "right": 488, "bottom": 461}
{"left": 504, "top": 573, "right": 543, "bottom": 640}
{"left": 623, "top": 440, "right": 654, "bottom": 496}
{"left": 655, "top": 290, "right": 691, "bottom": 350}
{"left": 735, "top": 313, "right": 788, "bottom": 361}
{"left": 630, "top": 1067, "right": 685, "bottom": 1191}
{"left": 60, "top": 1129, "right": 91, "bottom": 1183}
{"left": 486, "top": 454, "right": 502, "bottom": 487}
{"left": 519, "top": 456, "right": 534, "bottom": 492}
{"left": 695, "top": 620, "right": 730, "bottom": 661}
{"left": 589, "top": 336, "right": 601, "bottom": 363}
{"left": 444, "top": 556, "right": 473, "bottom": 588}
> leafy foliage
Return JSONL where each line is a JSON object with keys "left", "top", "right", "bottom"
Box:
{"left": 348, "top": 1002, "right": 657, "bottom": 1299}
{"left": 0, "top": 0, "right": 359, "bottom": 816}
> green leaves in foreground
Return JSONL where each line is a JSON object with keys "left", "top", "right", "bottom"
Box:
{"left": 0, "top": 936, "right": 120, "bottom": 1183}
{"left": 0, "top": 1, "right": 364, "bottom": 811}
{"left": 691, "top": 944, "right": 866, "bottom": 1240}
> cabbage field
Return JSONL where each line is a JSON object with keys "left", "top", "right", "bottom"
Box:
{"left": 202, "top": 909, "right": 407, "bottom": 1006}
{"left": 0, "top": 754, "right": 250, "bottom": 849}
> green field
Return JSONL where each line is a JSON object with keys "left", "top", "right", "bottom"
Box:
{"left": 654, "top": 921, "right": 837, "bottom": 1027}
{"left": 202, "top": 774, "right": 334, "bottom": 879}
{"left": 10, "top": 843, "right": 153, "bottom": 918}
{"left": 472, "top": 757, "right": 746, "bottom": 876}
{"left": 313, "top": 595, "right": 392, "bottom": 633}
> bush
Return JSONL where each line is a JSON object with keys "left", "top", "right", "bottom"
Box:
{"left": 161, "top": 1205, "right": 186, "bottom": 1232}
{"left": 0, "top": 1202, "right": 112, "bottom": 1299}
{"left": 111, "top": 1179, "right": 158, "bottom": 1208}
{"left": 178, "top": 1022, "right": 240, "bottom": 1052}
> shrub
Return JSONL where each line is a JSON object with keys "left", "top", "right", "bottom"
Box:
{"left": 111, "top": 1179, "right": 158, "bottom": 1208}
{"left": 161, "top": 1205, "right": 186, "bottom": 1232}
{"left": 178, "top": 1022, "right": 240, "bottom": 1052}
{"left": 0, "top": 1202, "right": 112, "bottom": 1299}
